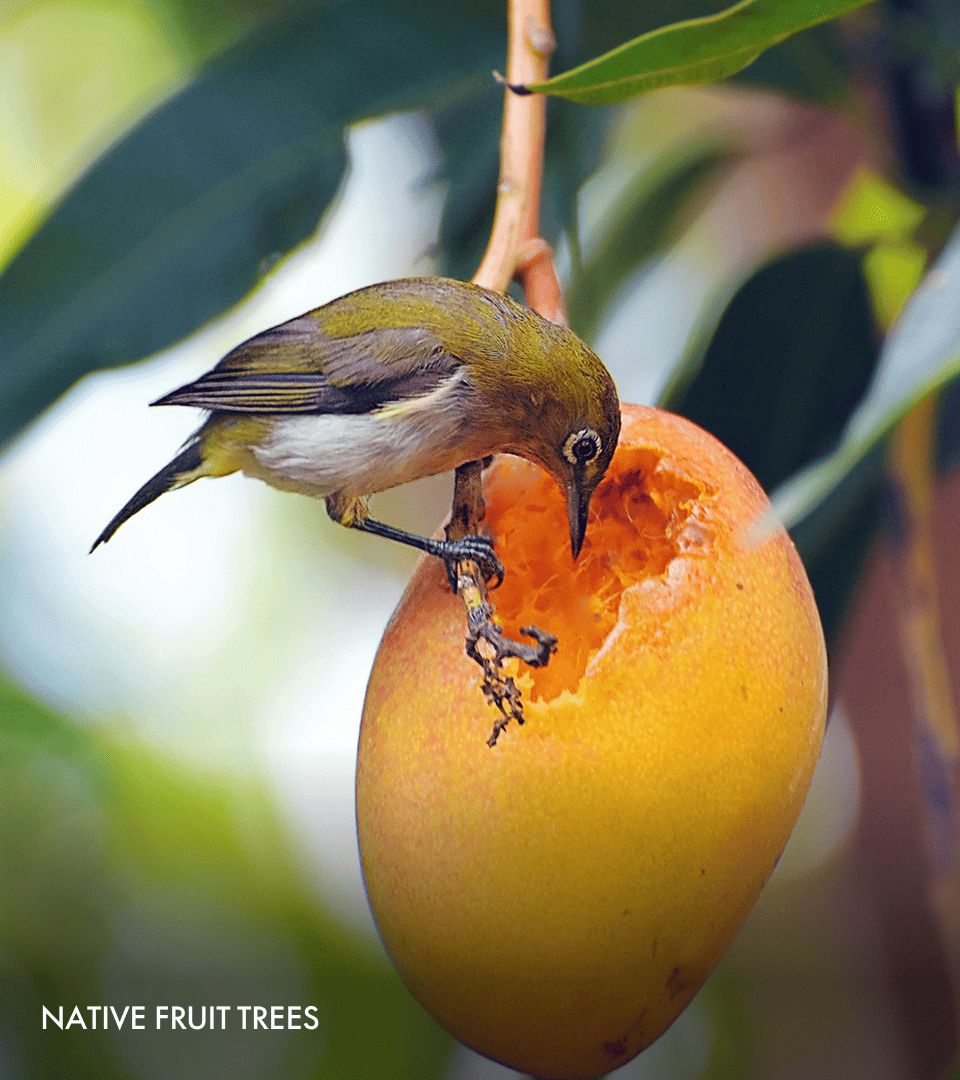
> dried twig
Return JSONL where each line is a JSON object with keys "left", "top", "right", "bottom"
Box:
{"left": 452, "top": 0, "right": 562, "bottom": 745}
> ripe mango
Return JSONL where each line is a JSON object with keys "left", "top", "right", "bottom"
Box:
{"left": 357, "top": 405, "right": 827, "bottom": 1078}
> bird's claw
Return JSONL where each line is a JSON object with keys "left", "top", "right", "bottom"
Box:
{"left": 464, "top": 623, "right": 559, "bottom": 746}
{"left": 442, "top": 534, "right": 504, "bottom": 592}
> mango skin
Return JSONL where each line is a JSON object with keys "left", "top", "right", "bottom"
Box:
{"left": 357, "top": 405, "right": 827, "bottom": 1079}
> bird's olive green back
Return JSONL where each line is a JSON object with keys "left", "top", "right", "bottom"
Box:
{"left": 153, "top": 278, "right": 509, "bottom": 414}
{"left": 151, "top": 278, "right": 618, "bottom": 447}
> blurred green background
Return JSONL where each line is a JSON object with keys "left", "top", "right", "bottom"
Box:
{"left": 1, "top": 1, "right": 959, "bottom": 1078}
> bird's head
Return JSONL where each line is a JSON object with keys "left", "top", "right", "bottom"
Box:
{"left": 504, "top": 330, "right": 621, "bottom": 559}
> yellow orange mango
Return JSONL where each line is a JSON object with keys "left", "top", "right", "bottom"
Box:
{"left": 357, "top": 404, "right": 827, "bottom": 1078}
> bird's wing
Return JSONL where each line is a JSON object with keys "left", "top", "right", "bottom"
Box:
{"left": 152, "top": 316, "right": 461, "bottom": 415}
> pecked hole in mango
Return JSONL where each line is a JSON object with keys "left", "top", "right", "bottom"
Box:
{"left": 487, "top": 447, "right": 714, "bottom": 702}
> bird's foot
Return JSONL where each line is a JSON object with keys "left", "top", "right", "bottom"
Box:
{"left": 465, "top": 622, "right": 559, "bottom": 746}
{"left": 438, "top": 534, "right": 505, "bottom": 593}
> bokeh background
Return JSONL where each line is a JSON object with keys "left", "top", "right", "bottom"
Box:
{"left": 1, "top": 1, "right": 959, "bottom": 1078}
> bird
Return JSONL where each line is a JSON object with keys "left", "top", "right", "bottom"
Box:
{"left": 91, "top": 277, "right": 621, "bottom": 584}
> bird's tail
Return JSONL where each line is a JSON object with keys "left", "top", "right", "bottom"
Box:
{"left": 90, "top": 440, "right": 207, "bottom": 552}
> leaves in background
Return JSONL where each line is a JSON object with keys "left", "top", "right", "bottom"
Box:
{"left": 566, "top": 139, "right": 731, "bottom": 342}
{"left": 664, "top": 244, "right": 879, "bottom": 490}
{"left": 0, "top": 0, "right": 503, "bottom": 449}
{"left": 518, "top": 0, "right": 876, "bottom": 103}
{"left": 0, "top": 671, "right": 101, "bottom": 775}
{"left": 734, "top": 22, "right": 851, "bottom": 102}
{"left": 438, "top": 0, "right": 855, "bottom": 288}
{"left": 664, "top": 243, "right": 882, "bottom": 643}
{"left": 771, "top": 219, "right": 960, "bottom": 530}
{"left": 881, "top": 0, "right": 960, "bottom": 192}
{"left": 140, "top": 0, "right": 288, "bottom": 62}
{"left": 540, "top": 99, "right": 612, "bottom": 271}
{"left": 788, "top": 452, "right": 884, "bottom": 647}
{"left": 0, "top": 667, "right": 451, "bottom": 1080}
{"left": 432, "top": 92, "right": 503, "bottom": 283}
{"left": 558, "top": 0, "right": 728, "bottom": 58}
{"left": 433, "top": 2, "right": 614, "bottom": 283}
{"left": 935, "top": 374, "right": 960, "bottom": 473}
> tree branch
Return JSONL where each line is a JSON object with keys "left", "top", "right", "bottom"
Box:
{"left": 474, "top": 1, "right": 555, "bottom": 294}
{"left": 450, "top": 0, "right": 564, "bottom": 745}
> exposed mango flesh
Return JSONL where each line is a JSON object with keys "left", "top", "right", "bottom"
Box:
{"left": 358, "top": 405, "right": 827, "bottom": 1079}
{"left": 490, "top": 444, "right": 712, "bottom": 702}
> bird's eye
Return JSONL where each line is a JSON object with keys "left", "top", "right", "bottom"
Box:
{"left": 563, "top": 428, "right": 602, "bottom": 466}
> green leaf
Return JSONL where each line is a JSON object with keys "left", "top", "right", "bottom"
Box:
{"left": 664, "top": 243, "right": 882, "bottom": 642}
{"left": 563, "top": 0, "right": 855, "bottom": 103}
{"left": 771, "top": 220, "right": 960, "bottom": 529}
{"left": 518, "top": 0, "right": 876, "bottom": 104}
{"left": 432, "top": 0, "right": 725, "bottom": 280}
{"left": 0, "top": 0, "right": 502, "bottom": 448}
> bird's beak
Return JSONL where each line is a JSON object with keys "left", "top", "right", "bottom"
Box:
{"left": 567, "top": 475, "right": 591, "bottom": 559}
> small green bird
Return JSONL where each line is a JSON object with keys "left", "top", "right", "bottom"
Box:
{"left": 92, "top": 277, "right": 620, "bottom": 581}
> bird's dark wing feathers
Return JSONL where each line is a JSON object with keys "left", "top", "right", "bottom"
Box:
{"left": 152, "top": 318, "right": 460, "bottom": 415}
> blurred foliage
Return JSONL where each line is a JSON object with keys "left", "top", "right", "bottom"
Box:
{"left": 665, "top": 244, "right": 879, "bottom": 486}
{"left": 663, "top": 243, "right": 882, "bottom": 643}
{"left": 139, "top": 0, "right": 289, "bottom": 62}
{"left": 567, "top": 139, "right": 732, "bottom": 341}
{"left": 0, "top": 672, "right": 452, "bottom": 1080}
{"left": 772, "top": 218, "right": 960, "bottom": 531}
{"left": 880, "top": 0, "right": 960, "bottom": 192}
{"left": 432, "top": 93, "right": 502, "bottom": 283}
{"left": 0, "top": 0, "right": 503, "bottom": 447}
{"left": 937, "top": 376, "right": 960, "bottom": 473}
{"left": 735, "top": 22, "right": 851, "bottom": 102}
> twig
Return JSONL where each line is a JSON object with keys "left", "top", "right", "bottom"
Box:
{"left": 452, "top": 0, "right": 563, "bottom": 745}
{"left": 473, "top": 0, "right": 555, "bottom": 291}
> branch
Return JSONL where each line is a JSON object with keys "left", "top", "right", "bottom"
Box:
{"left": 450, "top": 0, "right": 564, "bottom": 745}
{"left": 474, "top": 0, "right": 559, "bottom": 303}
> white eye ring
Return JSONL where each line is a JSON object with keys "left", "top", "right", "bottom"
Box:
{"left": 563, "top": 428, "right": 602, "bottom": 466}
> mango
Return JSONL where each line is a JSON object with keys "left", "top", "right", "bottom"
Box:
{"left": 357, "top": 404, "right": 827, "bottom": 1078}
